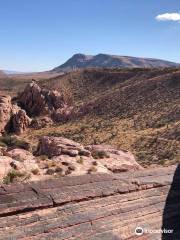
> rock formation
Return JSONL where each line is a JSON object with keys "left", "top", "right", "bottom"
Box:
{"left": 0, "top": 82, "right": 78, "bottom": 135}
{"left": 0, "top": 95, "right": 12, "bottom": 134}
{"left": 36, "top": 136, "right": 91, "bottom": 158}
{"left": 11, "top": 109, "right": 32, "bottom": 135}
{"left": 0, "top": 136, "right": 141, "bottom": 183}
{"left": 30, "top": 116, "right": 53, "bottom": 129}
{"left": 36, "top": 136, "right": 142, "bottom": 174}
{"left": 86, "top": 144, "right": 142, "bottom": 172}
{"left": 0, "top": 95, "right": 31, "bottom": 135}
{"left": 18, "top": 82, "right": 67, "bottom": 116}
{"left": 0, "top": 165, "right": 179, "bottom": 239}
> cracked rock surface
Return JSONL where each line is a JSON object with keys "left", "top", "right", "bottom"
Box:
{"left": 0, "top": 165, "right": 178, "bottom": 239}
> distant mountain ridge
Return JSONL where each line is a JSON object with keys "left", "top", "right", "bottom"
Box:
{"left": 53, "top": 53, "right": 180, "bottom": 72}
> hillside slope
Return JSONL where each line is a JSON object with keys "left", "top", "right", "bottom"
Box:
{"left": 0, "top": 67, "right": 179, "bottom": 166}
{"left": 53, "top": 53, "right": 180, "bottom": 72}
{"left": 21, "top": 67, "right": 180, "bottom": 167}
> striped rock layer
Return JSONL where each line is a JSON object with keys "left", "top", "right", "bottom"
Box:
{"left": 0, "top": 165, "right": 180, "bottom": 240}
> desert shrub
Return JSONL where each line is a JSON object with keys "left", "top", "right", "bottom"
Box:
{"left": 77, "top": 157, "right": 84, "bottom": 164}
{"left": 39, "top": 155, "right": 48, "bottom": 161}
{"left": 68, "top": 165, "right": 76, "bottom": 171}
{"left": 3, "top": 170, "right": 25, "bottom": 184}
{"left": 92, "top": 150, "right": 109, "bottom": 159}
{"left": 65, "top": 169, "right": 72, "bottom": 175}
{"left": 0, "top": 135, "right": 30, "bottom": 150}
{"left": 46, "top": 169, "right": 55, "bottom": 175}
{"left": 0, "top": 141, "right": 7, "bottom": 147}
{"left": 31, "top": 168, "right": 40, "bottom": 175}
{"left": 88, "top": 166, "right": 97, "bottom": 174}
{"left": 55, "top": 167, "right": 63, "bottom": 173}
{"left": 92, "top": 161, "right": 98, "bottom": 166}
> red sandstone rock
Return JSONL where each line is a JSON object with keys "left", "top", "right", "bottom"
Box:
{"left": 11, "top": 109, "right": 31, "bottom": 135}
{"left": 0, "top": 165, "right": 178, "bottom": 240}
{"left": 30, "top": 116, "right": 53, "bottom": 129}
{"left": 86, "top": 144, "right": 142, "bottom": 172}
{"left": 0, "top": 95, "right": 12, "bottom": 134}
{"left": 0, "top": 95, "right": 31, "bottom": 135}
{"left": 18, "top": 82, "right": 67, "bottom": 117}
{"left": 36, "top": 136, "right": 91, "bottom": 158}
{"left": 36, "top": 136, "right": 141, "bottom": 174}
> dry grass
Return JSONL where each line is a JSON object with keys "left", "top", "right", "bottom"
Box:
{"left": 1, "top": 67, "right": 179, "bottom": 167}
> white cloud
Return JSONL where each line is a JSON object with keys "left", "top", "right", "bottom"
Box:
{"left": 156, "top": 12, "right": 180, "bottom": 21}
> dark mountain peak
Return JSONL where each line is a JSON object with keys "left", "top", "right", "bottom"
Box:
{"left": 53, "top": 53, "right": 180, "bottom": 72}
{"left": 71, "top": 53, "right": 86, "bottom": 59}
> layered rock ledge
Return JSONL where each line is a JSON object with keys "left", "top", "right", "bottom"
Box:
{"left": 0, "top": 165, "right": 179, "bottom": 239}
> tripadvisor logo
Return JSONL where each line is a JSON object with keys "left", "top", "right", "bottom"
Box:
{"left": 135, "top": 227, "right": 144, "bottom": 236}
{"left": 134, "top": 226, "right": 173, "bottom": 235}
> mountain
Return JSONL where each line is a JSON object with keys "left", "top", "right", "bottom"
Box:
{"left": 53, "top": 53, "right": 180, "bottom": 72}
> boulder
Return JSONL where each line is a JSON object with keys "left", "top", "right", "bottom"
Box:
{"left": 47, "top": 90, "right": 65, "bottom": 109}
{"left": 36, "top": 136, "right": 141, "bottom": 174}
{"left": 6, "top": 148, "right": 34, "bottom": 161}
{"left": 11, "top": 109, "right": 32, "bottom": 135}
{"left": 18, "top": 82, "right": 48, "bottom": 116}
{"left": 0, "top": 95, "right": 31, "bottom": 135}
{"left": 0, "top": 156, "right": 12, "bottom": 179}
{"left": 0, "top": 95, "right": 12, "bottom": 134}
{"left": 36, "top": 136, "right": 90, "bottom": 158}
{"left": 51, "top": 155, "right": 109, "bottom": 176}
{"left": 4, "top": 148, "right": 40, "bottom": 179}
{"left": 86, "top": 144, "right": 142, "bottom": 172}
{"left": 52, "top": 106, "right": 75, "bottom": 122}
{"left": 30, "top": 116, "right": 53, "bottom": 129}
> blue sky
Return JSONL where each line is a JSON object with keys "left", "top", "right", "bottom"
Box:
{"left": 0, "top": 0, "right": 180, "bottom": 71}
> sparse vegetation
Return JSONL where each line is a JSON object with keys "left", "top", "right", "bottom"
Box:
{"left": 46, "top": 169, "right": 55, "bottom": 175}
{"left": 1, "top": 67, "right": 179, "bottom": 168}
{"left": 77, "top": 157, "right": 84, "bottom": 164}
{"left": 68, "top": 165, "right": 76, "bottom": 171}
{"left": 0, "top": 135, "right": 30, "bottom": 150}
{"left": 88, "top": 166, "right": 97, "bottom": 174}
{"left": 3, "top": 170, "right": 26, "bottom": 184}
{"left": 92, "top": 151, "right": 109, "bottom": 159}
{"left": 31, "top": 168, "right": 40, "bottom": 175}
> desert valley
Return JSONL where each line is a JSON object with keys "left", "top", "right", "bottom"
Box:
{"left": 0, "top": 54, "right": 180, "bottom": 240}
{"left": 0, "top": 52, "right": 179, "bottom": 239}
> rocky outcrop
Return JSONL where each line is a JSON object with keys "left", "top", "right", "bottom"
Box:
{"left": 11, "top": 109, "right": 32, "bottom": 135}
{"left": 52, "top": 105, "right": 75, "bottom": 122}
{"left": 86, "top": 144, "right": 142, "bottom": 172}
{"left": 0, "top": 95, "right": 12, "bottom": 134}
{"left": 0, "top": 136, "right": 141, "bottom": 183}
{"left": 0, "top": 83, "right": 76, "bottom": 134}
{"left": 36, "top": 136, "right": 91, "bottom": 158}
{"left": 36, "top": 136, "right": 141, "bottom": 174}
{"left": 0, "top": 156, "right": 12, "bottom": 179}
{"left": 18, "top": 82, "right": 67, "bottom": 117}
{"left": 30, "top": 116, "right": 53, "bottom": 129}
{"left": 0, "top": 95, "right": 31, "bottom": 135}
{"left": 0, "top": 165, "right": 179, "bottom": 239}
{"left": 0, "top": 147, "right": 39, "bottom": 181}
